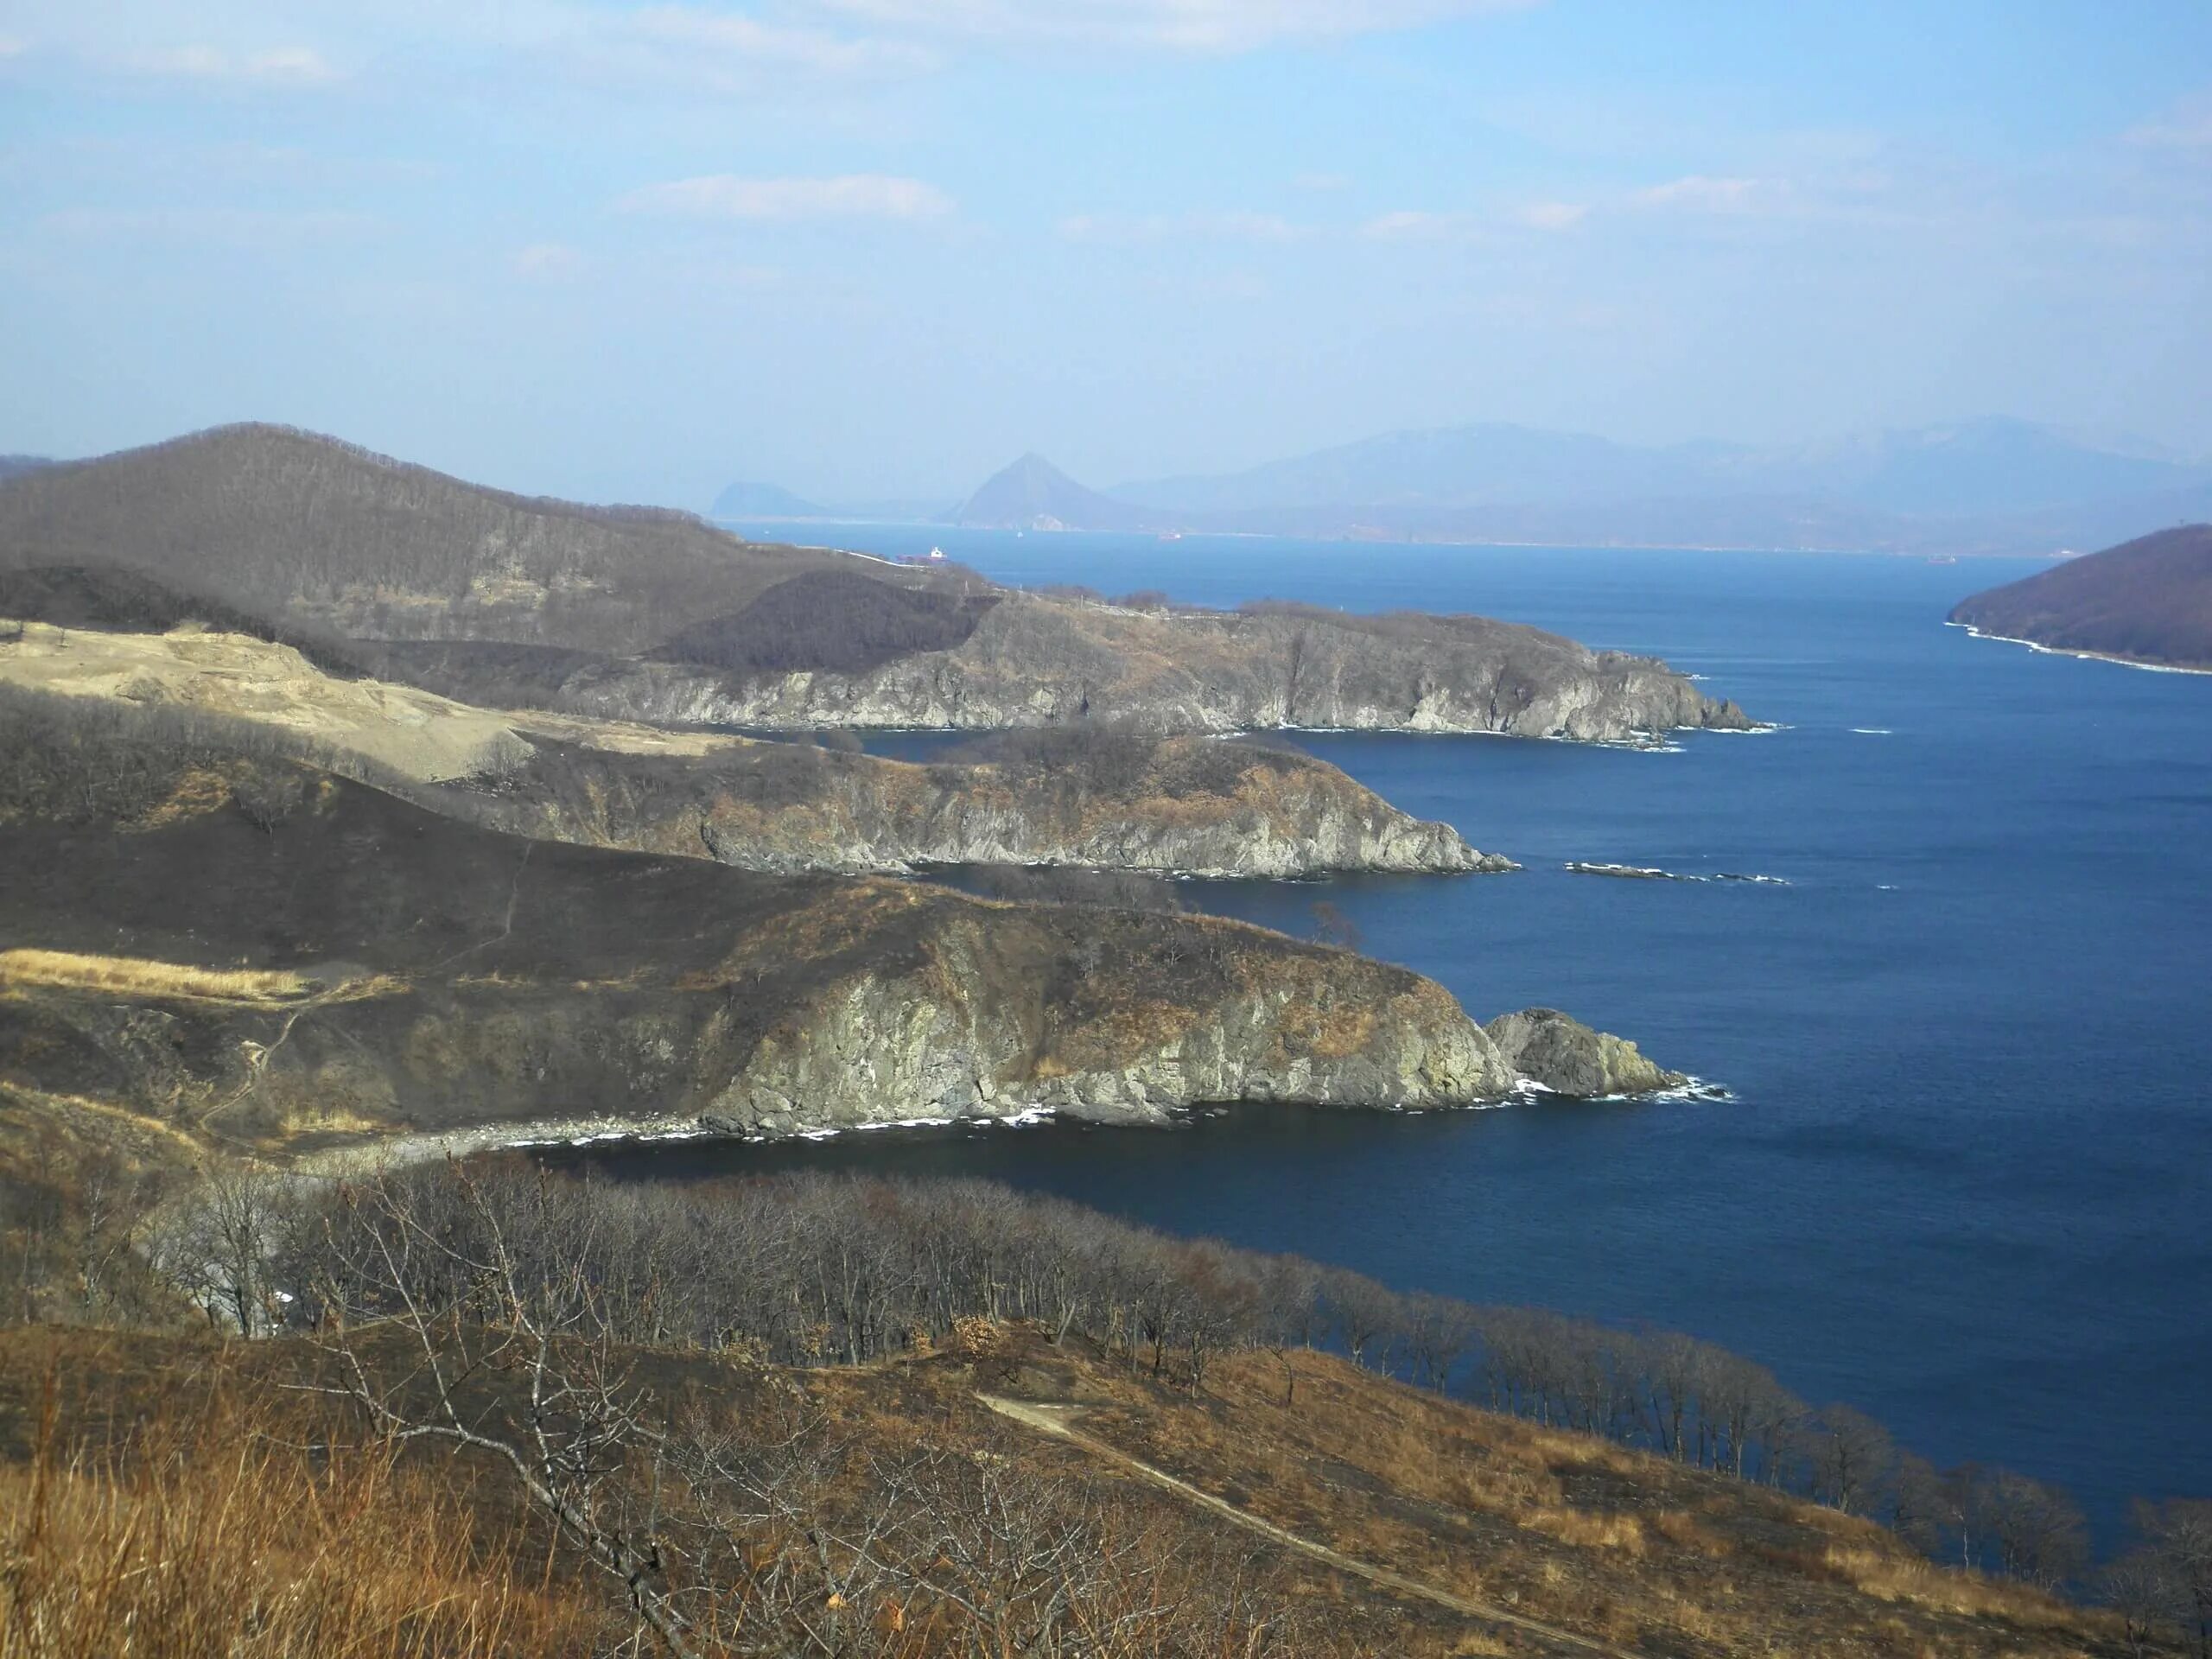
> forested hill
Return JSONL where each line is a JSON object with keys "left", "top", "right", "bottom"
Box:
{"left": 1948, "top": 524, "right": 2212, "bottom": 670}
{"left": 0, "top": 423, "right": 904, "bottom": 653}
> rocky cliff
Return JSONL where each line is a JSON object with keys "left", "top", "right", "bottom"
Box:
{"left": 0, "top": 623, "right": 1503, "bottom": 876}
{"left": 0, "top": 744, "right": 1669, "bottom": 1166}
{"left": 470, "top": 731, "right": 1504, "bottom": 878}
{"left": 1484, "top": 1007, "right": 1685, "bottom": 1096}
{"left": 545, "top": 588, "right": 1751, "bottom": 745}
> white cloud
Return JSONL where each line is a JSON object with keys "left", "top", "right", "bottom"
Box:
{"left": 514, "top": 241, "right": 582, "bottom": 276}
{"left": 1635, "top": 175, "right": 1768, "bottom": 213}
{"left": 626, "top": 6, "right": 934, "bottom": 76}
{"left": 621, "top": 173, "right": 954, "bottom": 221}
{"left": 1213, "top": 210, "right": 1303, "bottom": 240}
{"left": 1359, "top": 208, "right": 1480, "bottom": 240}
{"left": 39, "top": 207, "right": 374, "bottom": 243}
{"left": 1516, "top": 200, "right": 1586, "bottom": 231}
{"left": 809, "top": 0, "right": 1538, "bottom": 53}
{"left": 128, "top": 43, "right": 340, "bottom": 85}
{"left": 2125, "top": 99, "right": 2212, "bottom": 150}
{"left": 1058, "top": 209, "right": 1306, "bottom": 244}
{"left": 1360, "top": 203, "right": 1585, "bottom": 238}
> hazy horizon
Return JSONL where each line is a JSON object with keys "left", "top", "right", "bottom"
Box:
{"left": 3, "top": 2, "right": 2209, "bottom": 508}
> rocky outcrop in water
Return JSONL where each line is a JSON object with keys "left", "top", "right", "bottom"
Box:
{"left": 1484, "top": 1007, "right": 1687, "bottom": 1097}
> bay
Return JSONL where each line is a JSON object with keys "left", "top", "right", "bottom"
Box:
{"left": 569, "top": 529, "right": 2212, "bottom": 1533}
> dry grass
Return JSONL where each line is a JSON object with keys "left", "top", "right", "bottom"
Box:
{"left": 132, "top": 765, "right": 244, "bottom": 830}
{"left": 0, "top": 1362, "right": 599, "bottom": 1658}
{"left": 1816, "top": 1543, "right": 2090, "bottom": 1630}
{"left": 0, "top": 949, "right": 403, "bottom": 1009}
{"left": 1649, "top": 1505, "right": 1735, "bottom": 1557}
{"left": 1058, "top": 1345, "right": 2133, "bottom": 1659}
{"left": 0, "top": 1319, "right": 2143, "bottom": 1659}
{"left": 0, "top": 949, "right": 315, "bottom": 1006}
{"left": 1524, "top": 1507, "right": 1647, "bottom": 1554}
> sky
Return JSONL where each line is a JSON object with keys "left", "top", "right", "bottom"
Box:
{"left": 1, "top": 1, "right": 2209, "bottom": 508}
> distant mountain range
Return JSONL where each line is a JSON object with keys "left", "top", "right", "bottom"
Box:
{"left": 0, "top": 456, "right": 53, "bottom": 485}
{"left": 709, "top": 480, "right": 826, "bottom": 519}
{"left": 912, "top": 417, "right": 2212, "bottom": 554}
{"left": 707, "top": 478, "right": 948, "bottom": 524}
{"left": 951, "top": 454, "right": 1153, "bottom": 533}
{"left": 1109, "top": 417, "right": 2207, "bottom": 519}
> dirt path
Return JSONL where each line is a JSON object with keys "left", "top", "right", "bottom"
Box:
{"left": 978, "top": 1394, "right": 1648, "bottom": 1659}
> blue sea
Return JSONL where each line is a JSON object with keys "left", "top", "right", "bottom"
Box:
{"left": 589, "top": 527, "right": 2212, "bottom": 1535}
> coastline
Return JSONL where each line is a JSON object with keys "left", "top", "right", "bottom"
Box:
{"left": 290, "top": 1072, "right": 1731, "bottom": 1178}
{"left": 1949, "top": 620, "right": 2212, "bottom": 678}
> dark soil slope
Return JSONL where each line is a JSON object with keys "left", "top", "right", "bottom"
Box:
{"left": 1948, "top": 524, "right": 2212, "bottom": 669}
{"left": 652, "top": 568, "right": 999, "bottom": 675}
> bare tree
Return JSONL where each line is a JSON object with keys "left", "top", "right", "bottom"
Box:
{"left": 2102, "top": 1548, "right": 2186, "bottom": 1659}
{"left": 2136, "top": 1498, "right": 2212, "bottom": 1657}
{"left": 1319, "top": 1268, "right": 1399, "bottom": 1371}
{"left": 147, "top": 1164, "right": 294, "bottom": 1337}
{"left": 1802, "top": 1403, "right": 1896, "bottom": 1516}
{"left": 1254, "top": 1255, "right": 1322, "bottom": 1406}
{"left": 1402, "top": 1293, "right": 1477, "bottom": 1393}
{"left": 1969, "top": 1468, "right": 2088, "bottom": 1590}
{"left": 1308, "top": 900, "right": 1362, "bottom": 953}
{"left": 305, "top": 1166, "right": 705, "bottom": 1659}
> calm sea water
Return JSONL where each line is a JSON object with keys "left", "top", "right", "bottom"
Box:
{"left": 581, "top": 527, "right": 2212, "bottom": 1532}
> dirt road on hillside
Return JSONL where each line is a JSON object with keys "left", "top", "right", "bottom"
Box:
{"left": 979, "top": 1394, "right": 1649, "bottom": 1657}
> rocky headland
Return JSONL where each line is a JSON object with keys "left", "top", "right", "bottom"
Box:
{"left": 0, "top": 622, "right": 1503, "bottom": 877}
{"left": 1484, "top": 1007, "right": 1687, "bottom": 1097}
{"left": 0, "top": 724, "right": 1676, "bottom": 1166}
{"left": 0, "top": 422, "right": 1725, "bottom": 1180}
{"left": 531, "top": 584, "right": 1753, "bottom": 744}
{"left": 0, "top": 423, "right": 1752, "bottom": 745}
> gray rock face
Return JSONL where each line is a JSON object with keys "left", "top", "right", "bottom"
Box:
{"left": 697, "top": 963, "right": 1520, "bottom": 1138}
{"left": 1484, "top": 1007, "right": 1687, "bottom": 1097}
{"left": 449, "top": 732, "right": 1514, "bottom": 879}
{"left": 691, "top": 801, "right": 1505, "bottom": 879}
{"left": 557, "top": 595, "right": 1751, "bottom": 746}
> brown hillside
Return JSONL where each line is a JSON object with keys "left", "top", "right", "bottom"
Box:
{"left": 0, "top": 423, "right": 888, "bottom": 653}
{"left": 0, "top": 1323, "right": 2139, "bottom": 1658}
{"left": 1948, "top": 524, "right": 2212, "bottom": 670}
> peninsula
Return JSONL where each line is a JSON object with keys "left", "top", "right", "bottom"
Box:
{"left": 0, "top": 619, "right": 1503, "bottom": 878}
{"left": 0, "top": 423, "right": 1752, "bottom": 745}
{"left": 1948, "top": 523, "right": 2212, "bottom": 671}
{"left": 0, "top": 696, "right": 1674, "bottom": 1166}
